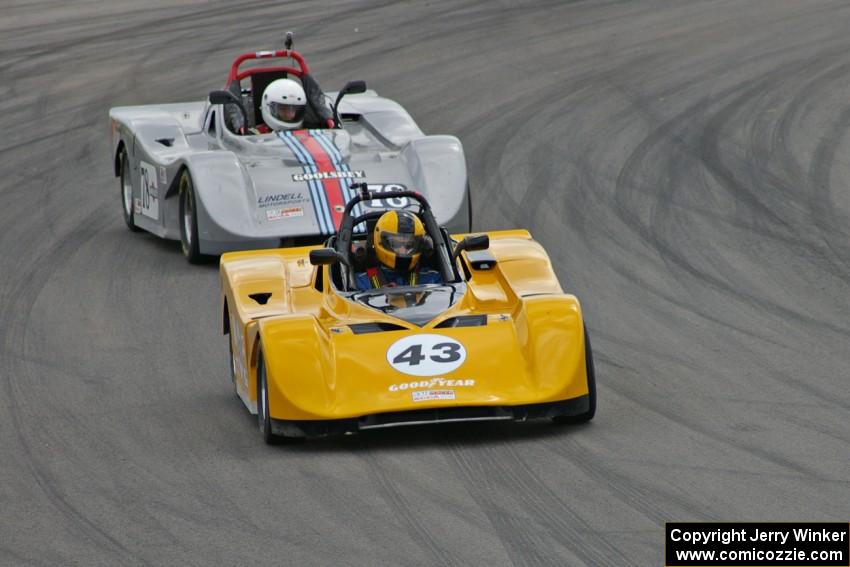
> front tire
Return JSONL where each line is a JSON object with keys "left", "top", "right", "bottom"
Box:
{"left": 553, "top": 324, "right": 597, "bottom": 424}
{"left": 119, "top": 149, "right": 140, "bottom": 232}
{"left": 178, "top": 172, "right": 203, "bottom": 264}
{"left": 228, "top": 332, "right": 239, "bottom": 398}
{"left": 257, "top": 347, "right": 282, "bottom": 445}
{"left": 256, "top": 346, "right": 304, "bottom": 445}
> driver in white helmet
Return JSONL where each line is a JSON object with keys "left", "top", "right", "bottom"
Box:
{"left": 254, "top": 78, "right": 307, "bottom": 133}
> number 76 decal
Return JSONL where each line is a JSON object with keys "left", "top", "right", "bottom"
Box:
{"left": 386, "top": 335, "right": 467, "bottom": 377}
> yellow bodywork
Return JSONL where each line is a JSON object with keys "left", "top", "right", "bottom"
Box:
{"left": 220, "top": 229, "right": 589, "bottom": 421}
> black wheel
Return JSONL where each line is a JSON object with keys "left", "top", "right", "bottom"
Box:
{"left": 228, "top": 333, "right": 239, "bottom": 398}
{"left": 256, "top": 347, "right": 282, "bottom": 445}
{"left": 256, "top": 346, "right": 304, "bottom": 445}
{"left": 178, "top": 172, "right": 204, "bottom": 263}
{"left": 257, "top": 347, "right": 296, "bottom": 445}
{"left": 553, "top": 324, "right": 597, "bottom": 424}
{"left": 119, "top": 149, "right": 140, "bottom": 232}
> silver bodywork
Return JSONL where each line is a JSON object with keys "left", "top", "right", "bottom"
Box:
{"left": 110, "top": 91, "right": 470, "bottom": 254}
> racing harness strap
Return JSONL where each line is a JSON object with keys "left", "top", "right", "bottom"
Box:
{"left": 366, "top": 267, "right": 418, "bottom": 288}
{"left": 367, "top": 267, "right": 381, "bottom": 289}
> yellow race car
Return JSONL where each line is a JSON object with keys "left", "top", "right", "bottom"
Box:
{"left": 220, "top": 186, "right": 596, "bottom": 443}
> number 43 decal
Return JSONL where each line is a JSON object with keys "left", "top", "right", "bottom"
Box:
{"left": 386, "top": 335, "right": 467, "bottom": 377}
{"left": 393, "top": 342, "right": 462, "bottom": 366}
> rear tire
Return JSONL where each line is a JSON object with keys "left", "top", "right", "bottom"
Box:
{"left": 553, "top": 324, "right": 597, "bottom": 424}
{"left": 178, "top": 172, "right": 203, "bottom": 264}
{"left": 119, "top": 149, "right": 140, "bottom": 232}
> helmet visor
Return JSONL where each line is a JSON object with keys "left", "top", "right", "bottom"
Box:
{"left": 269, "top": 101, "right": 305, "bottom": 124}
{"left": 380, "top": 232, "right": 422, "bottom": 257}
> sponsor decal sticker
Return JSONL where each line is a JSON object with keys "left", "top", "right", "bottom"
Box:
{"left": 291, "top": 170, "right": 365, "bottom": 182}
{"left": 334, "top": 204, "right": 344, "bottom": 213}
{"left": 158, "top": 165, "right": 167, "bottom": 185}
{"left": 412, "top": 390, "right": 456, "bottom": 402}
{"left": 257, "top": 191, "right": 307, "bottom": 208}
{"left": 139, "top": 161, "right": 159, "bottom": 219}
{"left": 387, "top": 334, "right": 467, "bottom": 377}
{"left": 389, "top": 378, "right": 475, "bottom": 392}
{"left": 265, "top": 207, "right": 303, "bottom": 221}
{"left": 133, "top": 198, "right": 141, "bottom": 214}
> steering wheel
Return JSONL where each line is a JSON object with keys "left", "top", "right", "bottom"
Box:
{"left": 351, "top": 210, "right": 387, "bottom": 229}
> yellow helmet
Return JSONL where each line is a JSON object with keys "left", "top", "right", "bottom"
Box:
{"left": 373, "top": 210, "right": 425, "bottom": 271}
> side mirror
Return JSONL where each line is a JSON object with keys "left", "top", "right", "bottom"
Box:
{"left": 209, "top": 90, "right": 248, "bottom": 132}
{"left": 309, "top": 248, "right": 348, "bottom": 266}
{"left": 332, "top": 80, "right": 367, "bottom": 128}
{"left": 341, "top": 80, "right": 367, "bottom": 95}
{"left": 209, "top": 89, "right": 240, "bottom": 105}
{"left": 452, "top": 234, "right": 489, "bottom": 261}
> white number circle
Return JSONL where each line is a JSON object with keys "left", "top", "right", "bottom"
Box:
{"left": 386, "top": 334, "right": 467, "bottom": 377}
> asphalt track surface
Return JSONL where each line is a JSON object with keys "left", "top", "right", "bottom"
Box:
{"left": 2, "top": 1, "right": 849, "bottom": 565}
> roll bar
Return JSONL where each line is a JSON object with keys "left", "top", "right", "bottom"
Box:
{"left": 225, "top": 50, "right": 311, "bottom": 86}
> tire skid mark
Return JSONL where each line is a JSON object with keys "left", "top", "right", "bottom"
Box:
{"left": 448, "top": 440, "right": 632, "bottom": 566}
{"left": 1, "top": 0, "right": 405, "bottom": 81}
{"left": 446, "top": 442, "right": 566, "bottom": 567}
{"left": 0, "top": 545, "right": 48, "bottom": 567}
{"left": 601, "top": 375, "right": 828, "bottom": 481}
{"left": 464, "top": 63, "right": 644, "bottom": 235}
{"left": 616, "top": 45, "right": 840, "bottom": 252}
{"left": 696, "top": 49, "right": 850, "bottom": 277}
{"left": 543, "top": 435, "right": 721, "bottom": 523}
{"left": 771, "top": 407, "right": 850, "bottom": 446}
{"left": 804, "top": 83, "right": 850, "bottom": 278}
{"left": 612, "top": 48, "right": 850, "bottom": 334}
{"left": 122, "top": 240, "right": 264, "bottom": 536}
{"left": 740, "top": 56, "right": 850, "bottom": 281}
{"left": 1, "top": 91, "right": 163, "bottom": 558}
{"left": 595, "top": 336, "right": 844, "bottom": 481}
{"left": 0, "top": 207, "right": 147, "bottom": 565}
{"left": 358, "top": 453, "right": 460, "bottom": 567}
{"left": 578, "top": 219, "right": 850, "bottom": 416}
{"left": 639, "top": 49, "right": 850, "bottom": 407}
{"left": 645, "top": 458, "right": 850, "bottom": 486}
{"left": 0, "top": 0, "right": 281, "bottom": 74}
{"left": 492, "top": 443, "right": 634, "bottom": 565}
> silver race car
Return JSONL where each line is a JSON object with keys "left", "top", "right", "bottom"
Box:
{"left": 109, "top": 41, "right": 470, "bottom": 262}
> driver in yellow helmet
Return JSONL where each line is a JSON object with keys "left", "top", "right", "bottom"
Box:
{"left": 355, "top": 210, "right": 443, "bottom": 290}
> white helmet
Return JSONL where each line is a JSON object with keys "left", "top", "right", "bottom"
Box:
{"left": 261, "top": 78, "right": 306, "bottom": 131}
